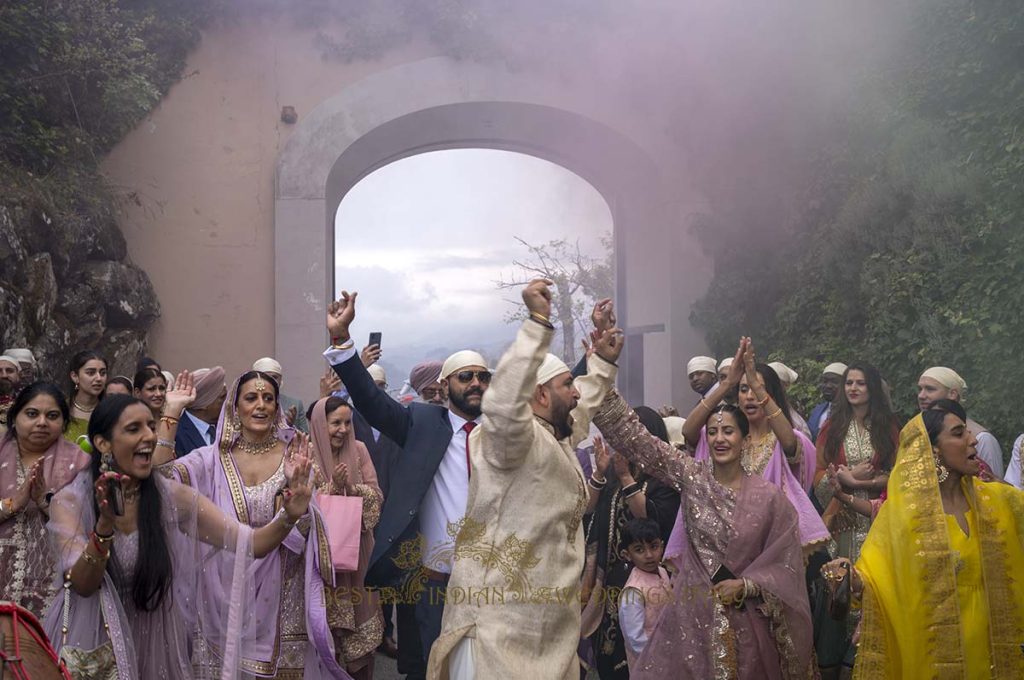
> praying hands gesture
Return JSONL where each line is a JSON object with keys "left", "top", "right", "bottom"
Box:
{"left": 327, "top": 290, "right": 358, "bottom": 345}
{"left": 331, "top": 462, "right": 356, "bottom": 496}
{"left": 9, "top": 458, "right": 46, "bottom": 514}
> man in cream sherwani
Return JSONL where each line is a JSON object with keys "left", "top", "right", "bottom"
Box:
{"left": 427, "top": 279, "right": 624, "bottom": 680}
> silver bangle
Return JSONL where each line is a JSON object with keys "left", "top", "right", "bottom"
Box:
{"left": 156, "top": 438, "right": 176, "bottom": 449}
{"left": 275, "top": 507, "right": 298, "bottom": 529}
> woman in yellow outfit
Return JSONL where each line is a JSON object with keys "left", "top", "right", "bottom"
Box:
{"left": 823, "top": 398, "right": 1024, "bottom": 679}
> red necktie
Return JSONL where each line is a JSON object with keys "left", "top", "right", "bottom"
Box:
{"left": 462, "top": 421, "right": 477, "bottom": 479}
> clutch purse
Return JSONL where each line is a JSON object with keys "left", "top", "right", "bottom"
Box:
{"left": 828, "top": 563, "right": 851, "bottom": 620}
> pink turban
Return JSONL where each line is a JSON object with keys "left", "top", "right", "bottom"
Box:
{"left": 409, "top": 360, "right": 444, "bottom": 394}
{"left": 191, "top": 366, "right": 226, "bottom": 409}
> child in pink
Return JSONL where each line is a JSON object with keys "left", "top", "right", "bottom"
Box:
{"left": 617, "top": 518, "right": 672, "bottom": 672}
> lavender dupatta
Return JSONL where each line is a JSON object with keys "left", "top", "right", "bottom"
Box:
{"left": 171, "top": 375, "right": 348, "bottom": 679}
{"left": 592, "top": 392, "right": 816, "bottom": 679}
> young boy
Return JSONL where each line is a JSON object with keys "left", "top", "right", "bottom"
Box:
{"left": 617, "top": 517, "right": 672, "bottom": 672}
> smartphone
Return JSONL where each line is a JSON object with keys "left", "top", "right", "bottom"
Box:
{"left": 106, "top": 478, "right": 124, "bottom": 516}
{"left": 369, "top": 331, "right": 382, "bottom": 349}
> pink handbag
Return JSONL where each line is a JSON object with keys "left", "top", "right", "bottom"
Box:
{"left": 317, "top": 494, "right": 363, "bottom": 573}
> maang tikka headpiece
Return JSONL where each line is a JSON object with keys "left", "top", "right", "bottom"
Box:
{"left": 254, "top": 374, "right": 267, "bottom": 392}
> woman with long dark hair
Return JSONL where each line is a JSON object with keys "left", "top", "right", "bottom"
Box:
{"left": 822, "top": 400, "right": 1024, "bottom": 678}
{"left": 0, "top": 382, "right": 91, "bottom": 616}
{"left": 65, "top": 350, "right": 108, "bottom": 444}
{"left": 675, "top": 338, "right": 828, "bottom": 554}
{"left": 580, "top": 406, "right": 680, "bottom": 679}
{"left": 811, "top": 363, "right": 899, "bottom": 677}
{"left": 169, "top": 371, "right": 346, "bottom": 677}
{"left": 41, "top": 394, "right": 315, "bottom": 678}
{"left": 593, "top": 387, "right": 816, "bottom": 678}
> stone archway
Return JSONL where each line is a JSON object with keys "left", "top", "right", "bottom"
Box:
{"left": 275, "top": 56, "right": 703, "bottom": 403}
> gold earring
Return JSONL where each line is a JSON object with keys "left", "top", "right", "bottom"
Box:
{"left": 933, "top": 452, "right": 949, "bottom": 482}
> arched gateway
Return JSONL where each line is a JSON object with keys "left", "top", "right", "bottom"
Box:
{"left": 275, "top": 56, "right": 705, "bottom": 404}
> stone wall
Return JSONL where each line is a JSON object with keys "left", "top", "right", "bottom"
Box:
{"left": 0, "top": 194, "right": 159, "bottom": 382}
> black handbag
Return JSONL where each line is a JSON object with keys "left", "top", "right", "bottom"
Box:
{"left": 828, "top": 563, "right": 851, "bottom": 620}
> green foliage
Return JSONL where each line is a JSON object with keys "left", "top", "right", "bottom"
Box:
{"left": 691, "top": 0, "right": 1024, "bottom": 450}
{"left": 0, "top": 0, "right": 206, "bottom": 173}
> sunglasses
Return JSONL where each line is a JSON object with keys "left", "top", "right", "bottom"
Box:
{"left": 454, "top": 370, "right": 492, "bottom": 384}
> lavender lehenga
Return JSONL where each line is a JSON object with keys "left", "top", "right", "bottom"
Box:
{"left": 171, "top": 377, "right": 348, "bottom": 679}
{"left": 593, "top": 391, "right": 816, "bottom": 679}
{"left": 42, "top": 468, "right": 260, "bottom": 679}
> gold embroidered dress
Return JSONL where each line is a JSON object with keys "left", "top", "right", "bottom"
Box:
{"left": 427, "top": 319, "right": 617, "bottom": 680}
{"left": 855, "top": 415, "right": 1024, "bottom": 679}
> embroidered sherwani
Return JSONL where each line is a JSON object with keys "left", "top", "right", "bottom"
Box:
{"left": 427, "top": 319, "right": 617, "bottom": 680}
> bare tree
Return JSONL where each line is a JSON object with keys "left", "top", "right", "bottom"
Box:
{"left": 496, "top": 234, "right": 613, "bottom": 365}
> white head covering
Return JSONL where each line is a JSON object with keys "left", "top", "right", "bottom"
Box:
{"left": 921, "top": 366, "right": 967, "bottom": 392}
{"left": 161, "top": 370, "right": 175, "bottom": 387}
{"left": 3, "top": 348, "right": 35, "bottom": 366}
{"left": 252, "top": 357, "right": 283, "bottom": 375}
{"left": 768, "top": 361, "right": 798, "bottom": 385}
{"left": 536, "top": 354, "right": 571, "bottom": 386}
{"left": 823, "top": 362, "right": 848, "bottom": 377}
{"left": 663, "top": 416, "right": 686, "bottom": 446}
{"left": 437, "top": 350, "right": 489, "bottom": 382}
{"left": 718, "top": 357, "right": 734, "bottom": 372}
{"left": 0, "top": 355, "right": 19, "bottom": 370}
{"left": 367, "top": 364, "right": 387, "bottom": 384}
{"left": 686, "top": 356, "right": 717, "bottom": 375}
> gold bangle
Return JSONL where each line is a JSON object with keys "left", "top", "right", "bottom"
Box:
{"left": 160, "top": 416, "right": 179, "bottom": 427}
{"left": 698, "top": 398, "right": 712, "bottom": 411}
{"left": 330, "top": 339, "right": 354, "bottom": 351}
{"left": 766, "top": 407, "right": 784, "bottom": 419}
{"left": 529, "top": 311, "right": 551, "bottom": 324}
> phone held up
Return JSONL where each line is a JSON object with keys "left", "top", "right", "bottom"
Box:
{"left": 106, "top": 477, "right": 125, "bottom": 516}
{"left": 369, "top": 332, "right": 382, "bottom": 349}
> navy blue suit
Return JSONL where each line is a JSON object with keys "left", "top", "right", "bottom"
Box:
{"left": 808, "top": 401, "right": 830, "bottom": 444}
{"left": 330, "top": 353, "right": 455, "bottom": 587}
{"left": 174, "top": 412, "right": 211, "bottom": 458}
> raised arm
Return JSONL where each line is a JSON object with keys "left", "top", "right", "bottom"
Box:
{"left": 593, "top": 389, "right": 702, "bottom": 494}
{"left": 743, "top": 339, "right": 799, "bottom": 460}
{"left": 682, "top": 340, "right": 746, "bottom": 447}
{"left": 568, "top": 300, "right": 623, "bottom": 446}
{"left": 479, "top": 280, "right": 555, "bottom": 470}
{"left": 153, "top": 370, "right": 196, "bottom": 465}
{"left": 324, "top": 291, "right": 411, "bottom": 445}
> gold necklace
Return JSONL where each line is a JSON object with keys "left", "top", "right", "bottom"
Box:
{"left": 235, "top": 435, "right": 278, "bottom": 456}
{"left": 73, "top": 399, "right": 95, "bottom": 414}
{"left": 123, "top": 484, "right": 140, "bottom": 504}
{"left": 742, "top": 431, "right": 777, "bottom": 475}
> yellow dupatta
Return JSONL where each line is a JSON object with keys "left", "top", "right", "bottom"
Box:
{"left": 855, "top": 414, "right": 1024, "bottom": 679}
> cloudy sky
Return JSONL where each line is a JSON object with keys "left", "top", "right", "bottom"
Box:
{"left": 334, "top": 149, "right": 612, "bottom": 388}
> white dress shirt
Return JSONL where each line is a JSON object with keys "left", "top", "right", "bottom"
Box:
{"left": 324, "top": 343, "right": 477, "bottom": 572}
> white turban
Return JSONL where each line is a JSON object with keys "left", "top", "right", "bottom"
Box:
{"left": 718, "top": 357, "right": 734, "bottom": 372}
{"left": 536, "top": 354, "right": 571, "bottom": 386}
{"left": 367, "top": 364, "right": 387, "bottom": 384}
{"left": 437, "top": 350, "right": 489, "bottom": 382}
{"left": 921, "top": 366, "right": 967, "bottom": 392}
{"left": 3, "top": 348, "right": 35, "bottom": 366}
{"left": 663, "top": 416, "right": 686, "bottom": 446}
{"left": 823, "top": 362, "right": 848, "bottom": 377}
{"left": 252, "top": 357, "right": 283, "bottom": 375}
{"left": 161, "top": 370, "right": 175, "bottom": 387}
{"left": 0, "top": 355, "right": 19, "bottom": 370}
{"left": 768, "top": 362, "right": 798, "bottom": 385}
{"left": 687, "top": 356, "right": 717, "bottom": 375}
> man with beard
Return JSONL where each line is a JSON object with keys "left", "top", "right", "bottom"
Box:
{"left": 808, "top": 362, "right": 846, "bottom": 443}
{"left": 3, "top": 349, "right": 36, "bottom": 384}
{"left": 917, "top": 366, "right": 1004, "bottom": 478}
{"left": 427, "top": 280, "right": 623, "bottom": 680}
{"left": 0, "top": 355, "right": 21, "bottom": 435}
{"left": 324, "top": 290, "right": 492, "bottom": 678}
